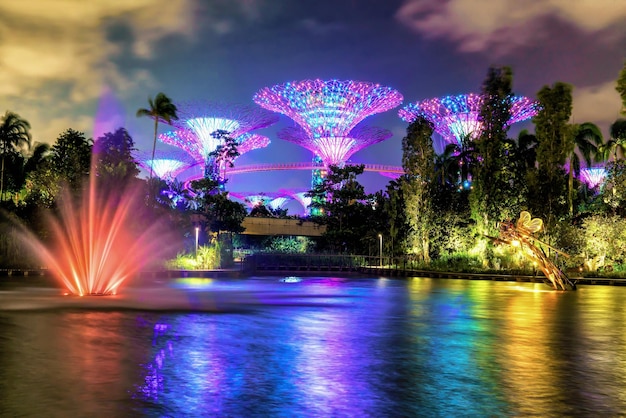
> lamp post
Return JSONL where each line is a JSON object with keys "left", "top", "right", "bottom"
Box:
{"left": 378, "top": 234, "right": 383, "bottom": 267}
{"left": 195, "top": 226, "right": 200, "bottom": 258}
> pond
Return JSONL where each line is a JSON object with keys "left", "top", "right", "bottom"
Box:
{"left": 1, "top": 275, "right": 625, "bottom": 417}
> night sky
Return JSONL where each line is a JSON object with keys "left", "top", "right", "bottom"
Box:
{"left": 2, "top": 0, "right": 625, "bottom": 210}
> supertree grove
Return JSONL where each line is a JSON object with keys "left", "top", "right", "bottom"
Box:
{"left": 135, "top": 149, "right": 197, "bottom": 179}
{"left": 159, "top": 129, "right": 270, "bottom": 165}
{"left": 229, "top": 191, "right": 289, "bottom": 210}
{"left": 254, "top": 79, "right": 402, "bottom": 214}
{"left": 399, "top": 93, "right": 539, "bottom": 145}
{"left": 254, "top": 78, "right": 402, "bottom": 136}
{"left": 158, "top": 102, "right": 278, "bottom": 180}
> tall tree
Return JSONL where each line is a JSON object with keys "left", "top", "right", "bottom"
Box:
{"left": 617, "top": 60, "right": 626, "bottom": 116}
{"left": 50, "top": 129, "right": 93, "bottom": 191}
{"left": 434, "top": 143, "right": 460, "bottom": 187}
{"left": 308, "top": 164, "right": 376, "bottom": 254}
{"left": 93, "top": 128, "right": 140, "bottom": 187}
{"left": 188, "top": 178, "right": 247, "bottom": 267}
{"left": 531, "top": 82, "right": 573, "bottom": 227}
{"left": 401, "top": 117, "right": 435, "bottom": 263}
{"left": 516, "top": 129, "right": 538, "bottom": 172}
{"left": 600, "top": 119, "right": 626, "bottom": 161}
{"left": 0, "top": 112, "right": 31, "bottom": 200}
{"left": 566, "top": 122, "right": 603, "bottom": 215}
{"left": 470, "top": 66, "right": 517, "bottom": 237}
{"left": 136, "top": 93, "right": 179, "bottom": 179}
{"left": 206, "top": 130, "right": 239, "bottom": 189}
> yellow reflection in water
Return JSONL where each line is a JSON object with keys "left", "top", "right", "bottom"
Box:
{"left": 499, "top": 289, "right": 560, "bottom": 414}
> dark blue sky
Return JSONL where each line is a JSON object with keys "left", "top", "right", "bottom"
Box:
{"left": 3, "top": 0, "right": 625, "bottom": 211}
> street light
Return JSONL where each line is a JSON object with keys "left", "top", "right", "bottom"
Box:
{"left": 195, "top": 226, "right": 200, "bottom": 258}
{"left": 378, "top": 234, "right": 382, "bottom": 267}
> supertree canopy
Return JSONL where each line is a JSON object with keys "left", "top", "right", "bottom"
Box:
{"left": 135, "top": 149, "right": 197, "bottom": 179}
{"left": 399, "top": 93, "right": 539, "bottom": 145}
{"left": 159, "top": 128, "right": 270, "bottom": 168}
{"left": 228, "top": 191, "right": 288, "bottom": 209}
{"left": 580, "top": 167, "right": 607, "bottom": 189}
{"left": 159, "top": 102, "right": 278, "bottom": 167}
{"left": 277, "top": 124, "right": 392, "bottom": 166}
{"left": 254, "top": 79, "right": 403, "bottom": 139}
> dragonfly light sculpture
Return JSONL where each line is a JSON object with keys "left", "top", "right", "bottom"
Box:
{"left": 492, "top": 211, "right": 577, "bottom": 291}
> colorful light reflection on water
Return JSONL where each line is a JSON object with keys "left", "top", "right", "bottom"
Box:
{"left": 2, "top": 277, "right": 626, "bottom": 416}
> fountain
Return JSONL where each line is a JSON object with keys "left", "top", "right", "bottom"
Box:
{"left": 16, "top": 174, "right": 176, "bottom": 296}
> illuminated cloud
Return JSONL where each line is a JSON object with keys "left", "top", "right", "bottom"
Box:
{"left": 395, "top": 0, "right": 626, "bottom": 53}
{"left": 0, "top": 0, "right": 195, "bottom": 142}
{"left": 572, "top": 81, "right": 623, "bottom": 131}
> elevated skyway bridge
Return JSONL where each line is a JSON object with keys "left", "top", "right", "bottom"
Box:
{"left": 227, "top": 162, "right": 404, "bottom": 176}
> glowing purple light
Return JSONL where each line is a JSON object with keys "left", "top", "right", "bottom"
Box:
{"left": 159, "top": 129, "right": 271, "bottom": 167}
{"left": 580, "top": 167, "right": 607, "bottom": 189}
{"left": 174, "top": 101, "right": 279, "bottom": 138}
{"left": 399, "top": 94, "right": 539, "bottom": 145}
{"left": 254, "top": 79, "right": 403, "bottom": 139}
{"left": 292, "top": 191, "right": 312, "bottom": 214}
{"left": 229, "top": 192, "right": 272, "bottom": 209}
{"left": 278, "top": 124, "right": 392, "bottom": 166}
{"left": 159, "top": 102, "right": 278, "bottom": 166}
{"left": 135, "top": 149, "right": 197, "bottom": 179}
{"left": 269, "top": 197, "right": 290, "bottom": 210}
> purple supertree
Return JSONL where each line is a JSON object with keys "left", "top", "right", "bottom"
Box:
{"left": 158, "top": 102, "right": 278, "bottom": 174}
{"left": 229, "top": 191, "right": 288, "bottom": 210}
{"left": 135, "top": 149, "right": 197, "bottom": 179}
{"left": 399, "top": 93, "right": 539, "bottom": 145}
{"left": 580, "top": 167, "right": 607, "bottom": 189}
{"left": 269, "top": 197, "right": 290, "bottom": 210}
{"left": 254, "top": 79, "right": 402, "bottom": 165}
{"left": 277, "top": 124, "right": 392, "bottom": 166}
{"left": 286, "top": 190, "right": 312, "bottom": 215}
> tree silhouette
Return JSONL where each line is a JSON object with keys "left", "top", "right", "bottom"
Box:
{"left": 136, "top": 93, "right": 179, "bottom": 179}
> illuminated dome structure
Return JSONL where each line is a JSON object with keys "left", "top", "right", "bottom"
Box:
{"left": 254, "top": 79, "right": 402, "bottom": 166}
{"left": 254, "top": 79, "right": 402, "bottom": 214}
{"left": 229, "top": 191, "right": 291, "bottom": 210}
{"left": 135, "top": 149, "right": 197, "bottom": 180}
{"left": 580, "top": 167, "right": 607, "bottom": 189}
{"left": 158, "top": 102, "right": 278, "bottom": 181}
{"left": 399, "top": 93, "right": 539, "bottom": 145}
{"left": 277, "top": 124, "right": 392, "bottom": 167}
{"left": 291, "top": 191, "right": 312, "bottom": 215}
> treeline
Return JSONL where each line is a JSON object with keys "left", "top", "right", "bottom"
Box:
{"left": 308, "top": 63, "right": 626, "bottom": 274}
{"left": 1, "top": 63, "right": 625, "bottom": 273}
{"left": 0, "top": 114, "right": 247, "bottom": 268}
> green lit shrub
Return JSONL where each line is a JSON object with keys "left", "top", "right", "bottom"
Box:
{"left": 166, "top": 241, "right": 222, "bottom": 270}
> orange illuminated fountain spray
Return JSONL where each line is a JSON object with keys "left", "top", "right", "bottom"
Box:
{"left": 21, "top": 172, "right": 171, "bottom": 296}
{"left": 491, "top": 211, "right": 577, "bottom": 291}
{"left": 16, "top": 87, "right": 174, "bottom": 295}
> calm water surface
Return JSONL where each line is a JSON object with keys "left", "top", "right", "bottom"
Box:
{"left": 1, "top": 275, "right": 626, "bottom": 417}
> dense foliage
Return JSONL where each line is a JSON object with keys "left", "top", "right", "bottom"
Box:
{"left": 2, "top": 64, "right": 626, "bottom": 275}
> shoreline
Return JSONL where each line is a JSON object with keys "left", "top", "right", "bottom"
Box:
{"left": 2, "top": 267, "right": 626, "bottom": 286}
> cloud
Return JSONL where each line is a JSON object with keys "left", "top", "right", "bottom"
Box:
{"left": 573, "top": 81, "right": 623, "bottom": 134}
{"left": 395, "top": 0, "right": 626, "bottom": 54}
{"left": 0, "top": 0, "right": 195, "bottom": 143}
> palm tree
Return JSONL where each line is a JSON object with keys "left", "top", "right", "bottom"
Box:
{"left": 516, "top": 129, "right": 538, "bottom": 171}
{"left": 598, "top": 119, "right": 626, "bottom": 162}
{"left": 0, "top": 111, "right": 32, "bottom": 200}
{"left": 566, "top": 122, "right": 603, "bottom": 215}
{"left": 434, "top": 143, "right": 460, "bottom": 187}
{"left": 136, "top": 93, "right": 179, "bottom": 179}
